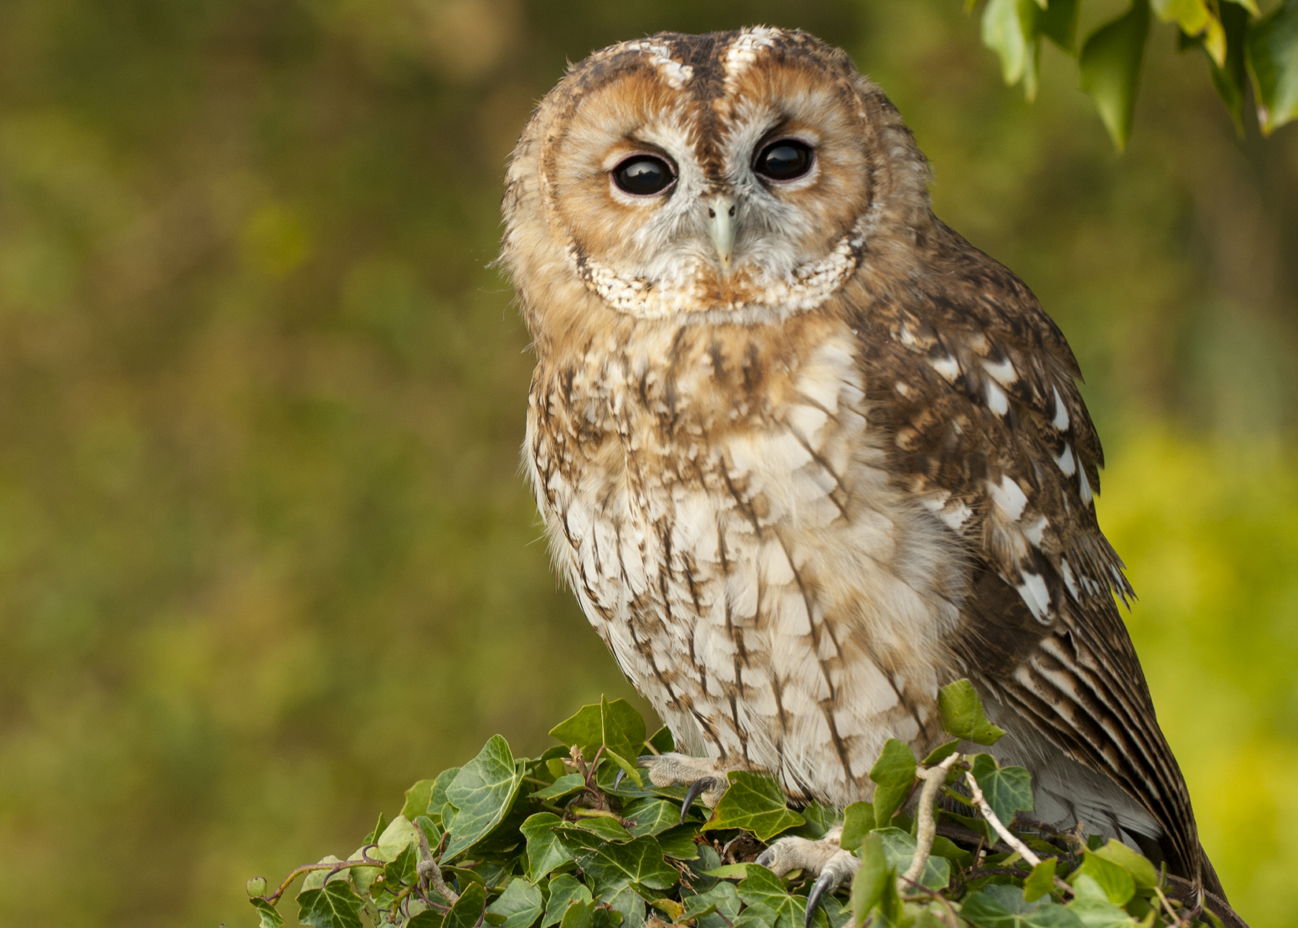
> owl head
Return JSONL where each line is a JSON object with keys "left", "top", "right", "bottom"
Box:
{"left": 502, "top": 27, "right": 934, "bottom": 344}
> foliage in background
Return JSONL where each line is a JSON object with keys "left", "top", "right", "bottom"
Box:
{"left": 249, "top": 686, "right": 1218, "bottom": 928}
{"left": 972, "top": 0, "right": 1298, "bottom": 146}
{"left": 0, "top": 2, "right": 1294, "bottom": 928}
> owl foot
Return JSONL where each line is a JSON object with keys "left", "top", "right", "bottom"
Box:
{"left": 755, "top": 825, "right": 858, "bottom": 928}
{"left": 636, "top": 753, "right": 731, "bottom": 822}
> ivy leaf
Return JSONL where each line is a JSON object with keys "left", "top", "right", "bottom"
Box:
{"left": 549, "top": 697, "right": 647, "bottom": 763}
{"left": 570, "top": 834, "right": 679, "bottom": 900}
{"left": 1023, "top": 857, "right": 1057, "bottom": 903}
{"left": 446, "top": 883, "right": 489, "bottom": 928}
{"left": 557, "top": 814, "right": 635, "bottom": 844}
{"left": 1090, "top": 838, "right": 1158, "bottom": 890}
{"left": 1068, "top": 850, "right": 1135, "bottom": 905}
{"left": 532, "top": 773, "right": 587, "bottom": 802}
{"left": 648, "top": 727, "right": 675, "bottom": 754}
{"left": 1249, "top": 0, "right": 1298, "bottom": 134}
{"left": 1079, "top": 0, "right": 1151, "bottom": 151}
{"left": 701, "top": 771, "right": 805, "bottom": 841}
{"left": 487, "top": 878, "right": 545, "bottom": 928}
{"left": 543, "top": 875, "right": 594, "bottom": 928}
{"left": 656, "top": 823, "right": 701, "bottom": 860}
{"left": 297, "top": 880, "right": 365, "bottom": 928}
{"left": 1037, "top": 0, "right": 1079, "bottom": 52}
{"left": 443, "top": 735, "right": 525, "bottom": 861}
{"left": 1064, "top": 874, "right": 1136, "bottom": 928}
{"left": 872, "top": 827, "right": 951, "bottom": 891}
{"left": 608, "top": 887, "right": 646, "bottom": 928}
{"left": 849, "top": 833, "right": 899, "bottom": 928}
{"left": 249, "top": 898, "right": 285, "bottom": 928}
{"left": 623, "top": 798, "right": 686, "bottom": 836}
{"left": 982, "top": 0, "right": 1042, "bottom": 98}
{"left": 961, "top": 885, "right": 1084, "bottom": 928}
{"left": 402, "top": 778, "right": 437, "bottom": 819}
{"left": 970, "top": 754, "right": 1034, "bottom": 826}
{"left": 522, "top": 813, "right": 577, "bottom": 882}
{"left": 938, "top": 680, "right": 1004, "bottom": 745}
{"left": 839, "top": 801, "right": 874, "bottom": 852}
{"left": 792, "top": 802, "right": 837, "bottom": 840}
{"left": 736, "top": 865, "right": 804, "bottom": 928}
{"left": 426, "top": 767, "right": 460, "bottom": 827}
{"left": 868, "top": 739, "right": 917, "bottom": 827}
{"left": 682, "top": 881, "right": 741, "bottom": 928}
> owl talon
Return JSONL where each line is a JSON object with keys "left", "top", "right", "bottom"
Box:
{"left": 636, "top": 753, "right": 731, "bottom": 818}
{"left": 755, "top": 825, "right": 858, "bottom": 924}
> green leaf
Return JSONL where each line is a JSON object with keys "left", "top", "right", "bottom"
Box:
{"left": 623, "top": 798, "right": 685, "bottom": 837}
{"left": 982, "top": 0, "right": 1043, "bottom": 97}
{"left": 1249, "top": 0, "right": 1298, "bottom": 134}
{"left": 299, "top": 857, "right": 345, "bottom": 895}
{"left": 839, "top": 801, "right": 875, "bottom": 851}
{"left": 488, "top": 878, "right": 545, "bottom": 928}
{"left": 571, "top": 834, "right": 679, "bottom": 900}
{"left": 445, "top": 884, "right": 488, "bottom": 928}
{"left": 849, "top": 834, "right": 899, "bottom": 928}
{"left": 961, "top": 886, "right": 1085, "bottom": 928}
{"left": 938, "top": 680, "right": 1005, "bottom": 745}
{"left": 793, "top": 802, "right": 838, "bottom": 839}
{"left": 869, "top": 739, "right": 917, "bottom": 826}
{"left": 1064, "top": 875, "right": 1136, "bottom": 928}
{"left": 1079, "top": 0, "right": 1151, "bottom": 151}
{"left": 609, "top": 887, "right": 646, "bottom": 928}
{"left": 737, "top": 865, "right": 804, "bottom": 928}
{"left": 443, "top": 735, "right": 525, "bottom": 861}
{"left": 703, "top": 863, "right": 753, "bottom": 880}
{"left": 873, "top": 827, "right": 950, "bottom": 891}
{"left": 921, "top": 741, "right": 959, "bottom": 766}
{"left": 549, "top": 697, "right": 647, "bottom": 764}
{"left": 656, "top": 823, "right": 701, "bottom": 859}
{"left": 1089, "top": 839, "right": 1157, "bottom": 890}
{"left": 403, "top": 778, "right": 437, "bottom": 819}
{"left": 683, "top": 881, "right": 741, "bottom": 928}
{"left": 701, "top": 771, "right": 805, "bottom": 841}
{"left": 1037, "top": 0, "right": 1080, "bottom": 52}
{"left": 296, "top": 880, "right": 365, "bottom": 928}
{"left": 543, "top": 875, "right": 594, "bottom": 928}
{"left": 557, "top": 814, "right": 634, "bottom": 844}
{"left": 559, "top": 899, "right": 595, "bottom": 928}
{"left": 970, "top": 754, "right": 1034, "bottom": 825}
{"left": 522, "top": 812, "right": 577, "bottom": 882}
{"left": 930, "top": 836, "right": 973, "bottom": 868}
{"left": 532, "top": 773, "right": 587, "bottom": 802}
{"left": 648, "top": 727, "right": 675, "bottom": 754}
{"left": 250, "top": 898, "right": 285, "bottom": 928}
{"left": 1068, "top": 850, "right": 1135, "bottom": 905}
{"left": 1023, "top": 857, "right": 1057, "bottom": 902}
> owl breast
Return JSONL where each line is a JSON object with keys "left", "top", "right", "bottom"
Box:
{"left": 527, "top": 308, "right": 967, "bottom": 807}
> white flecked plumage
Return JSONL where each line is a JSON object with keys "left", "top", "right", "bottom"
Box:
{"left": 500, "top": 26, "right": 1223, "bottom": 903}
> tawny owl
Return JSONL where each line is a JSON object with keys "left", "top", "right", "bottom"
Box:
{"left": 501, "top": 27, "right": 1225, "bottom": 908}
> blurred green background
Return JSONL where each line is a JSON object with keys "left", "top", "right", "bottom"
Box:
{"left": 0, "top": 1, "right": 1294, "bottom": 926}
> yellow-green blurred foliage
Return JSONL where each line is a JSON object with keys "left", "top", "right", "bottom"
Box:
{"left": 0, "top": 2, "right": 1293, "bottom": 926}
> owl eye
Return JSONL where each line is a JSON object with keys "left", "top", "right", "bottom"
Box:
{"left": 611, "top": 155, "right": 676, "bottom": 196}
{"left": 754, "top": 139, "right": 814, "bottom": 182}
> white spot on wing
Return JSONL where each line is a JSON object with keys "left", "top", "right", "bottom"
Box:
{"left": 986, "top": 381, "right": 1009, "bottom": 416}
{"left": 1051, "top": 386, "right": 1070, "bottom": 431}
{"left": 988, "top": 475, "right": 1028, "bottom": 521}
{"left": 981, "top": 357, "right": 1017, "bottom": 385}
{"left": 1055, "top": 444, "right": 1076, "bottom": 477}
{"left": 1059, "top": 558, "right": 1080, "bottom": 601}
{"left": 930, "top": 354, "right": 960, "bottom": 382}
{"left": 1022, "top": 515, "right": 1047, "bottom": 548}
{"left": 1078, "top": 466, "right": 1093, "bottom": 506}
{"left": 1017, "top": 572, "right": 1052, "bottom": 623}
{"left": 940, "top": 502, "right": 972, "bottom": 532}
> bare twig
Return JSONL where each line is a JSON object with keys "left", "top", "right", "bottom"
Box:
{"left": 902, "top": 752, "right": 962, "bottom": 885}
{"left": 962, "top": 771, "right": 1071, "bottom": 898}
{"left": 417, "top": 824, "right": 459, "bottom": 904}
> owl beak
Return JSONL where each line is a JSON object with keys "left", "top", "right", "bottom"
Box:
{"left": 707, "top": 195, "right": 736, "bottom": 271}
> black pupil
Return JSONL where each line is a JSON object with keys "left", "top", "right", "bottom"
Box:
{"left": 612, "top": 156, "right": 673, "bottom": 195}
{"left": 756, "top": 141, "right": 813, "bottom": 180}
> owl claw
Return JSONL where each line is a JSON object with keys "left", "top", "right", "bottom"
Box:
{"left": 635, "top": 753, "right": 731, "bottom": 818}
{"left": 755, "top": 825, "right": 858, "bottom": 925}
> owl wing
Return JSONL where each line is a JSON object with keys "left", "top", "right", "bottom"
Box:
{"left": 852, "top": 220, "right": 1209, "bottom": 893}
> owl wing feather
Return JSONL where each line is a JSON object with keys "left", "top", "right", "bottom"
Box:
{"left": 853, "top": 220, "right": 1212, "bottom": 895}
